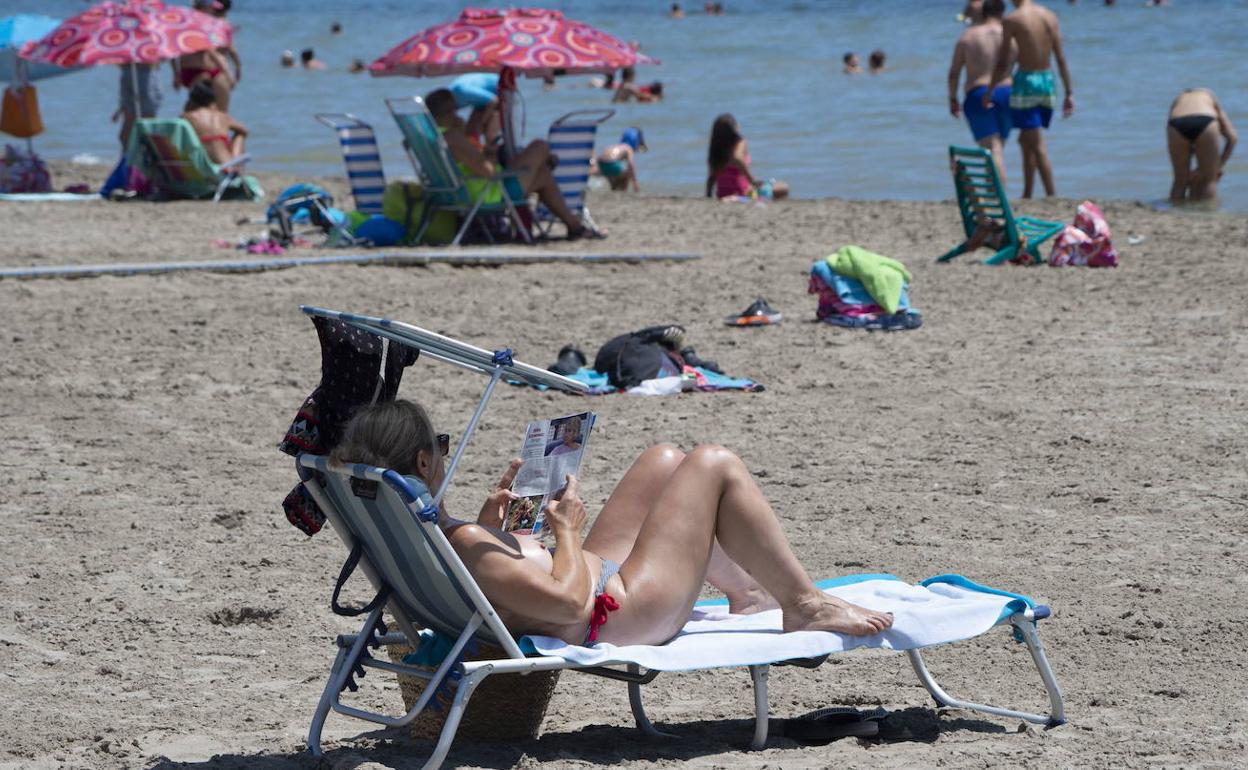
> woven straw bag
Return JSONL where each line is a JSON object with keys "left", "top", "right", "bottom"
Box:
{"left": 387, "top": 641, "right": 561, "bottom": 742}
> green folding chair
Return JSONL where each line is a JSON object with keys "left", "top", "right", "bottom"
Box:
{"left": 938, "top": 146, "right": 1064, "bottom": 265}
{"left": 385, "top": 97, "right": 532, "bottom": 246}
{"left": 125, "top": 119, "right": 262, "bottom": 202}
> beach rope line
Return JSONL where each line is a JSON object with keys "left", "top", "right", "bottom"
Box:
{"left": 0, "top": 251, "right": 701, "bottom": 280}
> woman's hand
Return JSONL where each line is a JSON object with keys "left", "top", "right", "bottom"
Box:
{"left": 544, "top": 475, "right": 588, "bottom": 536}
{"left": 476, "top": 458, "right": 522, "bottom": 528}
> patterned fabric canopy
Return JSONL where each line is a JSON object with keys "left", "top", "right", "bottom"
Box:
{"left": 370, "top": 7, "right": 656, "bottom": 78}
{"left": 19, "top": 0, "right": 231, "bottom": 68}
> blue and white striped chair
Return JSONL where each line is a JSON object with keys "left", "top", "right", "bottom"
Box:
{"left": 316, "top": 113, "right": 386, "bottom": 215}
{"left": 536, "top": 109, "right": 614, "bottom": 236}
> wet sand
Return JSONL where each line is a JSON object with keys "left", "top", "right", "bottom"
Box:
{"left": 1, "top": 164, "right": 1246, "bottom": 769}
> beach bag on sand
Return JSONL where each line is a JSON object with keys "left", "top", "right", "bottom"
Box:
{"left": 278, "top": 315, "right": 420, "bottom": 535}
{"left": 1048, "top": 200, "right": 1118, "bottom": 268}
{"left": 382, "top": 180, "right": 456, "bottom": 245}
{"left": 1, "top": 86, "right": 44, "bottom": 138}
{"left": 594, "top": 326, "right": 687, "bottom": 389}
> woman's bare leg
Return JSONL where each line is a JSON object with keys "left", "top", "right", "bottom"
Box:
{"left": 1191, "top": 123, "right": 1222, "bottom": 202}
{"left": 1167, "top": 126, "right": 1192, "bottom": 203}
{"left": 585, "top": 444, "right": 775, "bottom": 614}
{"left": 600, "top": 445, "right": 892, "bottom": 646}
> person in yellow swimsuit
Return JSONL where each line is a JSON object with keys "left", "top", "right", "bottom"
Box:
{"left": 427, "top": 89, "right": 596, "bottom": 239}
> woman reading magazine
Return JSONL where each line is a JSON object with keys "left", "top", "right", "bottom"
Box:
{"left": 331, "top": 400, "right": 893, "bottom": 646}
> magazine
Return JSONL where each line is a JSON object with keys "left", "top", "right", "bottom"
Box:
{"left": 503, "top": 411, "right": 596, "bottom": 538}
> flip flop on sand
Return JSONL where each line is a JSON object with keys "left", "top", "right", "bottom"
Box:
{"left": 780, "top": 706, "right": 890, "bottom": 745}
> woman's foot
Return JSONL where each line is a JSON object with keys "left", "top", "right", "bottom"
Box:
{"left": 727, "top": 585, "right": 778, "bottom": 615}
{"left": 781, "top": 591, "right": 893, "bottom": 636}
{"left": 567, "top": 223, "right": 607, "bottom": 241}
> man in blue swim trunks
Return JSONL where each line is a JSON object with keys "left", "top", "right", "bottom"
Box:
{"left": 985, "top": 0, "right": 1074, "bottom": 198}
{"left": 948, "top": 0, "right": 1014, "bottom": 183}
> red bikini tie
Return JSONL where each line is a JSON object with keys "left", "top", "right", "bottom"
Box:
{"left": 586, "top": 593, "right": 620, "bottom": 644}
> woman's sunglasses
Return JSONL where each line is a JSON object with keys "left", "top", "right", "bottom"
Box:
{"left": 436, "top": 433, "right": 450, "bottom": 457}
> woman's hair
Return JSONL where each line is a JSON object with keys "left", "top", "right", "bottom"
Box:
{"left": 331, "top": 399, "right": 437, "bottom": 476}
{"left": 869, "top": 50, "right": 886, "bottom": 68}
{"left": 184, "top": 79, "right": 216, "bottom": 110}
{"left": 706, "top": 113, "right": 743, "bottom": 196}
{"left": 843, "top": 52, "right": 855, "bottom": 65}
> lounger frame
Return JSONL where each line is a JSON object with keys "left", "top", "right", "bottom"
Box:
{"left": 938, "top": 145, "right": 1065, "bottom": 265}
{"left": 296, "top": 305, "right": 1066, "bottom": 769}
{"left": 315, "top": 113, "right": 386, "bottom": 215}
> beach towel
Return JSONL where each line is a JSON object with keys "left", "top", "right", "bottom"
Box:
{"left": 809, "top": 261, "right": 921, "bottom": 331}
{"left": 511, "top": 365, "right": 761, "bottom": 395}
{"left": 520, "top": 574, "right": 1035, "bottom": 670}
{"left": 826, "top": 246, "right": 912, "bottom": 314}
{"left": 126, "top": 118, "right": 263, "bottom": 201}
{"left": 1048, "top": 200, "right": 1119, "bottom": 267}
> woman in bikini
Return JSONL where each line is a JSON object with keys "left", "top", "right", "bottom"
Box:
{"left": 705, "top": 113, "right": 789, "bottom": 201}
{"left": 331, "top": 400, "right": 893, "bottom": 647}
{"left": 176, "top": 0, "right": 241, "bottom": 111}
{"left": 1167, "top": 88, "right": 1237, "bottom": 206}
{"left": 180, "top": 81, "right": 247, "bottom": 164}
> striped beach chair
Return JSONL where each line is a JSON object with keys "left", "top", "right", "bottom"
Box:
{"left": 315, "top": 113, "right": 386, "bottom": 215}
{"left": 295, "top": 305, "right": 1067, "bottom": 769}
{"left": 535, "top": 109, "right": 614, "bottom": 235}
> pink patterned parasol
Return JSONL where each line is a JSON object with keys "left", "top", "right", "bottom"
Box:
{"left": 370, "top": 7, "right": 656, "bottom": 79}
{"left": 18, "top": 0, "right": 232, "bottom": 67}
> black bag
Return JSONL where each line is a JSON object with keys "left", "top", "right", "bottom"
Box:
{"left": 594, "top": 327, "right": 684, "bottom": 389}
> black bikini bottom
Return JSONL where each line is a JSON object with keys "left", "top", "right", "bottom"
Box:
{"left": 1169, "top": 114, "right": 1214, "bottom": 144}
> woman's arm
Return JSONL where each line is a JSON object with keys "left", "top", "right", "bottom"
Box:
{"left": 227, "top": 115, "right": 248, "bottom": 138}
{"left": 445, "top": 130, "right": 496, "bottom": 177}
{"left": 732, "top": 140, "right": 759, "bottom": 187}
{"left": 1216, "top": 100, "right": 1237, "bottom": 173}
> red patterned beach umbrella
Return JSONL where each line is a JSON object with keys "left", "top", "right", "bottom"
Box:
{"left": 369, "top": 7, "right": 655, "bottom": 79}
{"left": 18, "top": 0, "right": 231, "bottom": 67}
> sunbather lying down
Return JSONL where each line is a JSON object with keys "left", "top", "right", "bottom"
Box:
{"left": 332, "top": 400, "right": 893, "bottom": 647}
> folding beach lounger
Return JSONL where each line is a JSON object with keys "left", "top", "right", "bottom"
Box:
{"left": 295, "top": 306, "right": 1066, "bottom": 770}
{"left": 315, "top": 113, "right": 386, "bottom": 215}
{"left": 385, "top": 96, "right": 532, "bottom": 246}
{"left": 534, "top": 109, "right": 614, "bottom": 236}
{"left": 938, "top": 145, "right": 1064, "bottom": 265}
{"left": 126, "top": 118, "right": 263, "bottom": 202}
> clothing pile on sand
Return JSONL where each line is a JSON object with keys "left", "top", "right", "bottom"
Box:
{"left": 1044, "top": 200, "right": 1119, "bottom": 268}
{"left": 809, "top": 246, "right": 923, "bottom": 330}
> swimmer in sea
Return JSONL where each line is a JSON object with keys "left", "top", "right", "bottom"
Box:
{"left": 843, "top": 52, "right": 861, "bottom": 75}
{"left": 1167, "top": 89, "right": 1237, "bottom": 206}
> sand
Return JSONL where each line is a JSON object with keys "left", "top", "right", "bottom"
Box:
{"left": 2, "top": 164, "right": 1246, "bottom": 770}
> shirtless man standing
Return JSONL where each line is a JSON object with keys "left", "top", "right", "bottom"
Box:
{"left": 985, "top": 0, "right": 1074, "bottom": 198}
{"left": 949, "top": 0, "right": 1015, "bottom": 183}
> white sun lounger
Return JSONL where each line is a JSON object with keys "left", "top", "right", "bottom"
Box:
{"left": 294, "top": 305, "right": 1066, "bottom": 769}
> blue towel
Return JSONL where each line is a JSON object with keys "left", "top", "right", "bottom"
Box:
{"left": 510, "top": 366, "right": 760, "bottom": 395}
{"left": 811, "top": 260, "right": 912, "bottom": 311}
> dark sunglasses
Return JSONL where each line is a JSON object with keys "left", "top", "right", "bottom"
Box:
{"left": 435, "top": 433, "right": 450, "bottom": 457}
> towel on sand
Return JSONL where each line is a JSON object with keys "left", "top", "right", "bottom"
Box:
{"left": 826, "top": 245, "right": 912, "bottom": 314}
{"left": 520, "top": 574, "right": 1035, "bottom": 671}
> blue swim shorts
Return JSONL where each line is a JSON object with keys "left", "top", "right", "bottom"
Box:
{"left": 964, "top": 85, "right": 1011, "bottom": 141}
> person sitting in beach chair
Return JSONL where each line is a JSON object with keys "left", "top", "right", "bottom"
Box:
{"left": 426, "top": 88, "right": 600, "bottom": 239}
{"left": 180, "top": 80, "right": 248, "bottom": 165}
{"left": 331, "top": 399, "right": 894, "bottom": 647}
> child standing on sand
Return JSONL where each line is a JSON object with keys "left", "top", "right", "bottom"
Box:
{"left": 985, "top": 0, "right": 1074, "bottom": 198}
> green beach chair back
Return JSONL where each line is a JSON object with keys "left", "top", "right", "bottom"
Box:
{"left": 126, "top": 119, "right": 262, "bottom": 202}
{"left": 938, "top": 145, "right": 1064, "bottom": 265}
{"left": 385, "top": 96, "right": 532, "bottom": 245}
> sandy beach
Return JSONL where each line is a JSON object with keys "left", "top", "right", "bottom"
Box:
{"left": 2, "top": 163, "right": 1246, "bottom": 770}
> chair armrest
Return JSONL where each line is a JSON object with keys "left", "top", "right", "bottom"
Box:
{"left": 220, "top": 154, "right": 251, "bottom": 172}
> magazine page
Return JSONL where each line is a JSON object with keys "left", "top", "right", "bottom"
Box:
{"left": 504, "top": 411, "right": 595, "bottom": 537}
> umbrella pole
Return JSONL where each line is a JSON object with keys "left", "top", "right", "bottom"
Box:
{"left": 129, "top": 63, "right": 140, "bottom": 117}
{"left": 499, "top": 66, "right": 517, "bottom": 160}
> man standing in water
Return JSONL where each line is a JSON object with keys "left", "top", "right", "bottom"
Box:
{"left": 985, "top": 0, "right": 1074, "bottom": 197}
{"left": 949, "top": 0, "right": 1014, "bottom": 183}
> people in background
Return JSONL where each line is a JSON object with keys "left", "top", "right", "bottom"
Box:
{"left": 613, "top": 67, "right": 660, "bottom": 103}
{"left": 181, "top": 80, "right": 248, "bottom": 165}
{"left": 869, "top": 50, "right": 887, "bottom": 73}
{"left": 349, "top": 58, "right": 367, "bottom": 74}
{"left": 426, "top": 88, "right": 598, "bottom": 239}
{"left": 948, "top": 0, "right": 1014, "bottom": 182}
{"left": 706, "top": 113, "right": 789, "bottom": 201}
{"left": 596, "top": 127, "right": 647, "bottom": 192}
{"left": 280, "top": 50, "right": 295, "bottom": 68}
{"left": 1167, "top": 88, "right": 1237, "bottom": 206}
{"left": 843, "top": 52, "right": 861, "bottom": 75}
{"left": 185, "top": 0, "right": 240, "bottom": 111}
{"left": 301, "top": 49, "right": 326, "bottom": 70}
{"left": 331, "top": 21, "right": 343, "bottom": 34}
{"left": 669, "top": 3, "right": 685, "bottom": 18}
{"left": 114, "top": 62, "right": 163, "bottom": 148}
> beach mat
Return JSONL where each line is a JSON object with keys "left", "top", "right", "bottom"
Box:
{"left": 0, "top": 251, "right": 701, "bottom": 280}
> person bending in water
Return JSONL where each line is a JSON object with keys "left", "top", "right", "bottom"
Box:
{"left": 985, "top": 0, "right": 1074, "bottom": 198}
{"left": 949, "top": 0, "right": 1015, "bottom": 183}
{"left": 596, "top": 127, "right": 646, "bottom": 192}
{"left": 706, "top": 113, "right": 789, "bottom": 201}
{"left": 331, "top": 400, "right": 894, "bottom": 646}
{"left": 1167, "top": 89, "right": 1237, "bottom": 206}
{"left": 181, "top": 80, "right": 248, "bottom": 164}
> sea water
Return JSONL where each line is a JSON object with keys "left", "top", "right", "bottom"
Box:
{"left": 17, "top": 0, "right": 1248, "bottom": 211}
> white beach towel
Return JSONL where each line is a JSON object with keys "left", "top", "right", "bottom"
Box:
{"left": 520, "top": 575, "right": 1036, "bottom": 671}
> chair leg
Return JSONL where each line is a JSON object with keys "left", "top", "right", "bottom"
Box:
{"left": 905, "top": 617, "right": 1066, "bottom": 727}
{"left": 417, "top": 666, "right": 492, "bottom": 770}
{"left": 937, "top": 241, "right": 970, "bottom": 263}
{"left": 984, "top": 244, "right": 1018, "bottom": 265}
{"left": 307, "top": 646, "right": 348, "bottom": 757}
{"left": 503, "top": 195, "right": 533, "bottom": 245}
{"left": 748, "top": 665, "right": 770, "bottom": 750}
{"left": 627, "top": 663, "right": 677, "bottom": 739}
{"left": 452, "top": 195, "right": 489, "bottom": 246}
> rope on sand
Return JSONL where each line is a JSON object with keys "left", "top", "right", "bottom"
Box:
{"left": 0, "top": 251, "right": 702, "bottom": 280}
